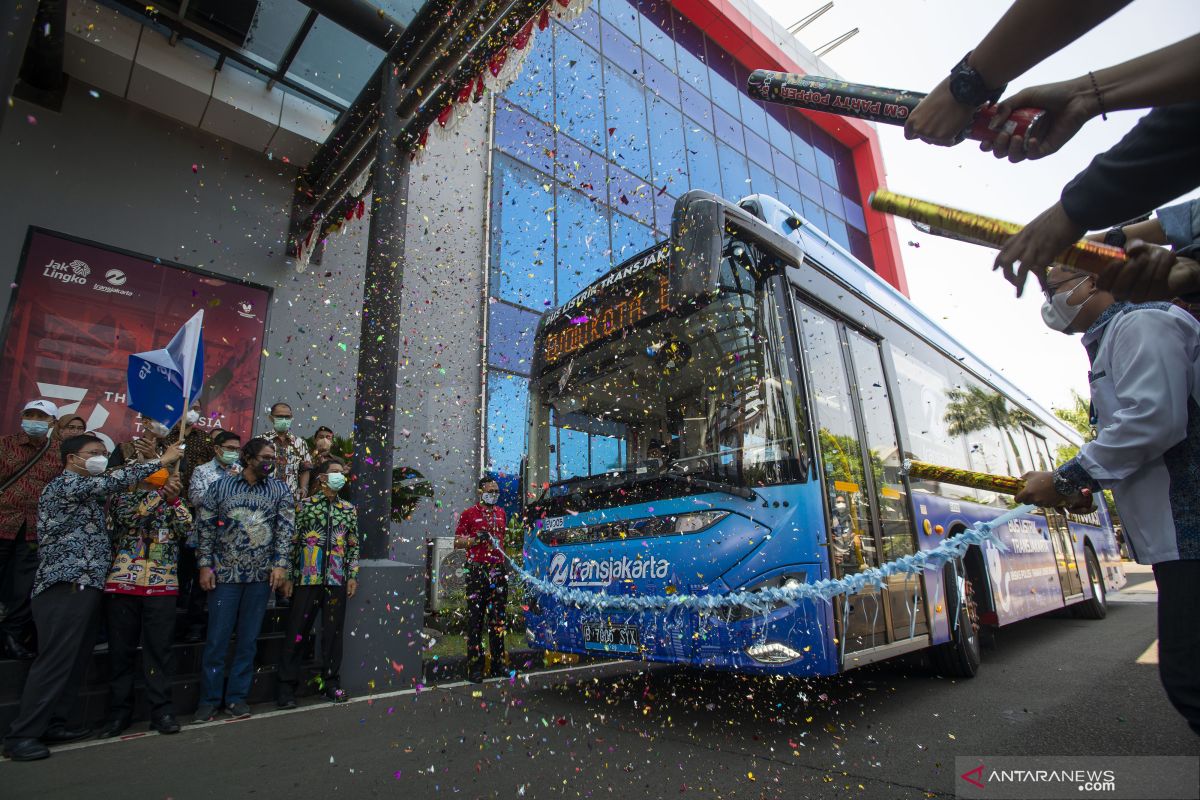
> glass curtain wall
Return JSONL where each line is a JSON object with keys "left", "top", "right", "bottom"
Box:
{"left": 484, "top": 0, "right": 872, "bottom": 479}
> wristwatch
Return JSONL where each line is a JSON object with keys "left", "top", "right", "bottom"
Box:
{"left": 1103, "top": 227, "right": 1127, "bottom": 248}
{"left": 948, "top": 52, "right": 1005, "bottom": 108}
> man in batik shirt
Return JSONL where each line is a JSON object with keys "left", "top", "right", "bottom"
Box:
{"left": 2, "top": 434, "right": 181, "bottom": 762}
{"left": 194, "top": 438, "right": 293, "bottom": 722}
{"left": 256, "top": 402, "right": 311, "bottom": 499}
{"left": 276, "top": 459, "right": 359, "bottom": 707}
{"left": 98, "top": 469, "right": 192, "bottom": 739}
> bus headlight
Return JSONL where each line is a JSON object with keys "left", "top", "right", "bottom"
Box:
{"left": 725, "top": 572, "right": 807, "bottom": 622}
{"left": 745, "top": 642, "right": 803, "bottom": 664}
{"left": 671, "top": 510, "right": 729, "bottom": 533}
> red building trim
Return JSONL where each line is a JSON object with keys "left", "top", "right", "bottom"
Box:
{"left": 672, "top": 0, "right": 909, "bottom": 295}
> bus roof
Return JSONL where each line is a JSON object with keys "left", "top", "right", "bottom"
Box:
{"left": 738, "top": 193, "right": 1083, "bottom": 447}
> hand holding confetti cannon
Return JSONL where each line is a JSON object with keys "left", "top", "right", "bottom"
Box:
{"left": 746, "top": 71, "right": 1047, "bottom": 147}
{"left": 902, "top": 460, "right": 1094, "bottom": 513}
{"left": 868, "top": 190, "right": 1126, "bottom": 276}
{"left": 901, "top": 460, "right": 1025, "bottom": 496}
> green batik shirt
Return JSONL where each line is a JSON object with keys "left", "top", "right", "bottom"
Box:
{"left": 291, "top": 494, "right": 359, "bottom": 586}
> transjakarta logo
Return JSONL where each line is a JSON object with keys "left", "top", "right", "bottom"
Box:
{"left": 547, "top": 553, "right": 670, "bottom": 587}
{"left": 105, "top": 269, "right": 127, "bottom": 286}
{"left": 43, "top": 258, "right": 90, "bottom": 284}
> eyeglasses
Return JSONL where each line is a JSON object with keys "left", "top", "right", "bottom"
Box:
{"left": 1042, "top": 273, "right": 1086, "bottom": 300}
{"left": 257, "top": 456, "right": 277, "bottom": 463}
{"left": 63, "top": 425, "right": 85, "bottom": 433}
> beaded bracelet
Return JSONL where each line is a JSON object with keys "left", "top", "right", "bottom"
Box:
{"left": 1088, "top": 71, "right": 1108, "bottom": 121}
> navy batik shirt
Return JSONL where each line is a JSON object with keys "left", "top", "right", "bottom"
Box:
{"left": 33, "top": 459, "right": 164, "bottom": 597}
{"left": 196, "top": 472, "right": 294, "bottom": 583}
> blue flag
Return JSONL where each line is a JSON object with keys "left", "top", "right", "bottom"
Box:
{"left": 127, "top": 310, "right": 205, "bottom": 428}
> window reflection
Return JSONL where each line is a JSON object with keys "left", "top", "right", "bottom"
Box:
{"left": 487, "top": 371, "right": 530, "bottom": 476}
{"left": 490, "top": 156, "right": 554, "bottom": 309}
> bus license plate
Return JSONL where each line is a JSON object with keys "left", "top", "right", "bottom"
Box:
{"left": 582, "top": 622, "right": 639, "bottom": 654}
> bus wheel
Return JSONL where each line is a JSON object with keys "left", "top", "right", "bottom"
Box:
{"left": 1073, "top": 546, "right": 1107, "bottom": 620}
{"left": 932, "top": 564, "right": 981, "bottom": 679}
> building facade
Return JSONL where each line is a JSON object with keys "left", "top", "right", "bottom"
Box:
{"left": 0, "top": 0, "right": 904, "bottom": 544}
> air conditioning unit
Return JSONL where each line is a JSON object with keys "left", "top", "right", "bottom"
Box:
{"left": 428, "top": 537, "right": 468, "bottom": 612}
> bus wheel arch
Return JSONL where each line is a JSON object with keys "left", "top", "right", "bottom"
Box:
{"left": 931, "top": 552, "right": 982, "bottom": 678}
{"left": 960, "top": 540, "right": 998, "bottom": 650}
{"left": 1072, "top": 541, "right": 1108, "bottom": 620}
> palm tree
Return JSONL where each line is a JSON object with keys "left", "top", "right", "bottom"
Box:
{"left": 1052, "top": 390, "right": 1092, "bottom": 463}
{"left": 944, "top": 385, "right": 1038, "bottom": 476}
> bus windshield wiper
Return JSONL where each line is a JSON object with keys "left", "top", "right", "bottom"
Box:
{"left": 658, "top": 468, "right": 758, "bottom": 501}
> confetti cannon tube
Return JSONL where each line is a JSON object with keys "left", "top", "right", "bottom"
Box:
{"left": 746, "top": 71, "right": 1046, "bottom": 145}
{"left": 902, "top": 460, "right": 1025, "bottom": 496}
{"left": 869, "top": 190, "right": 1126, "bottom": 275}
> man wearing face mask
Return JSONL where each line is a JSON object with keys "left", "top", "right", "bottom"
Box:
{"left": 2, "top": 434, "right": 182, "bottom": 761}
{"left": 194, "top": 438, "right": 293, "bottom": 721}
{"left": 257, "top": 402, "right": 312, "bottom": 500}
{"left": 276, "top": 459, "right": 359, "bottom": 707}
{"left": 181, "top": 430, "right": 243, "bottom": 643}
{"left": 1015, "top": 265, "right": 1200, "bottom": 736}
{"left": 454, "top": 478, "right": 509, "bottom": 683}
{"left": 0, "top": 400, "right": 62, "bottom": 660}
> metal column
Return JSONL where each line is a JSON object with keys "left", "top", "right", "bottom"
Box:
{"left": 350, "top": 61, "right": 408, "bottom": 559}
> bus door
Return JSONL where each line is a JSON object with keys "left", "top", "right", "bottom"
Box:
{"left": 796, "top": 302, "right": 928, "bottom": 661}
{"left": 1028, "top": 431, "right": 1084, "bottom": 600}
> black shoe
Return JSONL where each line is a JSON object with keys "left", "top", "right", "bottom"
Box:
{"left": 183, "top": 625, "right": 204, "bottom": 644}
{"left": 276, "top": 687, "right": 297, "bottom": 709}
{"left": 150, "top": 714, "right": 181, "bottom": 735}
{"left": 40, "top": 725, "right": 91, "bottom": 744}
{"left": 489, "top": 666, "right": 512, "bottom": 679}
{"left": 324, "top": 686, "right": 350, "bottom": 703}
{"left": 467, "top": 672, "right": 485, "bottom": 684}
{"left": 225, "top": 702, "right": 251, "bottom": 719}
{"left": 2, "top": 633, "right": 35, "bottom": 660}
{"left": 96, "top": 718, "right": 130, "bottom": 739}
{"left": 3, "top": 737, "right": 50, "bottom": 761}
{"left": 191, "top": 704, "right": 218, "bottom": 723}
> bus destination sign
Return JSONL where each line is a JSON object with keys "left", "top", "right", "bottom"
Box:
{"left": 541, "top": 244, "right": 671, "bottom": 367}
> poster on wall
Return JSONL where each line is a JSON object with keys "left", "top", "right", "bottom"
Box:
{"left": 0, "top": 229, "right": 271, "bottom": 450}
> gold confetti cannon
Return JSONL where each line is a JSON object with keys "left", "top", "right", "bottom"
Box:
{"left": 901, "top": 460, "right": 1025, "bottom": 496}
{"left": 869, "top": 190, "right": 1126, "bottom": 275}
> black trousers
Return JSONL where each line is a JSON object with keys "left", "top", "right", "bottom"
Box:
{"left": 465, "top": 565, "right": 508, "bottom": 673}
{"left": 175, "top": 545, "right": 207, "bottom": 628}
{"left": 105, "top": 593, "right": 176, "bottom": 720}
{"left": 0, "top": 523, "right": 38, "bottom": 640}
{"left": 3, "top": 583, "right": 101, "bottom": 742}
{"left": 278, "top": 584, "right": 347, "bottom": 690}
{"left": 1153, "top": 559, "right": 1200, "bottom": 736}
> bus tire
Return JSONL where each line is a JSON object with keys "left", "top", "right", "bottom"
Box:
{"left": 932, "top": 564, "right": 981, "bottom": 679}
{"left": 1073, "top": 546, "right": 1107, "bottom": 620}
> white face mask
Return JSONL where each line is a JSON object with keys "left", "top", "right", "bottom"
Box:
{"left": 481, "top": 491, "right": 499, "bottom": 506}
{"left": 186, "top": 410, "right": 200, "bottom": 425}
{"left": 1040, "top": 276, "right": 1092, "bottom": 333}
{"left": 79, "top": 454, "right": 108, "bottom": 476}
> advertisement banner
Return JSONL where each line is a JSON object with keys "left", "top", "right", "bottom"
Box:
{"left": 0, "top": 229, "right": 270, "bottom": 450}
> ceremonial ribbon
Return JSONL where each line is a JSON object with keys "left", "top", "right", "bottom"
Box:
{"left": 493, "top": 504, "right": 1033, "bottom": 615}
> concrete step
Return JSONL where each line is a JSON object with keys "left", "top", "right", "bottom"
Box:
{"left": 0, "top": 606, "right": 321, "bottom": 733}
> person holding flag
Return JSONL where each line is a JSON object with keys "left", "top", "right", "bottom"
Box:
{"left": 1, "top": 435, "right": 183, "bottom": 761}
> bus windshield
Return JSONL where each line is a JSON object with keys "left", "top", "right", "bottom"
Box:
{"left": 528, "top": 233, "right": 806, "bottom": 511}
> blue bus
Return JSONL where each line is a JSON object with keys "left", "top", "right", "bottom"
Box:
{"left": 521, "top": 190, "right": 1125, "bottom": 678}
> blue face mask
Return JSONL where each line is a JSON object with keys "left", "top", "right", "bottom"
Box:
{"left": 21, "top": 420, "right": 50, "bottom": 438}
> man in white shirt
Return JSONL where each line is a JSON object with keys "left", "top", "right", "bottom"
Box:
{"left": 1017, "top": 264, "right": 1200, "bottom": 736}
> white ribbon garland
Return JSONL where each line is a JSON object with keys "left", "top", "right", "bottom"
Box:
{"left": 494, "top": 504, "right": 1032, "bottom": 615}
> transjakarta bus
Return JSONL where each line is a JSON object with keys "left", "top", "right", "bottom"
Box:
{"left": 521, "top": 190, "right": 1125, "bottom": 677}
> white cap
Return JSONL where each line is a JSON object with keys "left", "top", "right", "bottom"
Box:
{"left": 23, "top": 399, "right": 59, "bottom": 417}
